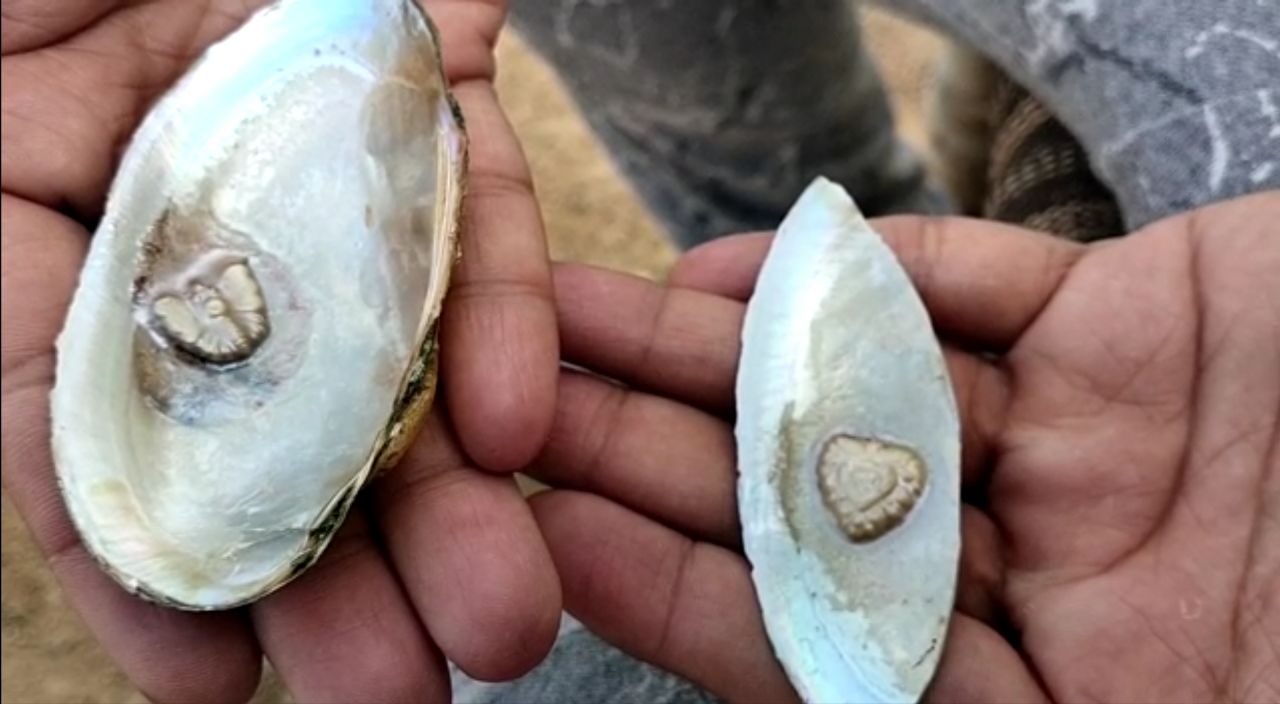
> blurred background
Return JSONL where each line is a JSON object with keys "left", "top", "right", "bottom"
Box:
{"left": 1, "top": 9, "right": 944, "bottom": 702}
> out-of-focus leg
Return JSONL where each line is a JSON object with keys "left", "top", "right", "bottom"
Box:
{"left": 508, "top": 0, "right": 948, "bottom": 248}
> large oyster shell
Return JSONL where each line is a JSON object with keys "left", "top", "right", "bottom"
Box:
{"left": 49, "top": 0, "right": 466, "bottom": 610}
{"left": 736, "top": 178, "right": 960, "bottom": 702}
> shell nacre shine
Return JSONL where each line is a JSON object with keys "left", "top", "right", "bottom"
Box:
{"left": 736, "top": 178, "right": 961, "bottom": 703}
{"left": 49, "top": 0, "right": 466, "bottom": 610}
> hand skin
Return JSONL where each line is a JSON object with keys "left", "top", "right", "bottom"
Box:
{"left": 2, "top": 2, "right": 560, "bottom": 702}
{"left": 528, "top": 194, "right": 1280, "bottom": 703}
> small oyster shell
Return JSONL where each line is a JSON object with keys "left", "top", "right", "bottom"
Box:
{"left": 49, "top": 0, "right": 466, "bottom": 610}
{"left": 736, "top": 178, "right": 960, "bottom": 702}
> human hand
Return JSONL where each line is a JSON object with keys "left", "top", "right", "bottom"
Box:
{"left": 2, "top": 1, "right": 559, "bottom": 701}
{"left": 525, "top": 194, "right": 1279, "bottom": 702}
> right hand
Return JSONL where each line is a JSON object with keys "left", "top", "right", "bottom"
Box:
{"left": 526, "top": 194, "right": 1280, "bottom": 703}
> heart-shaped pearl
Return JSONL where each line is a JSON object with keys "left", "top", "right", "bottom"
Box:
{"left": 816, "top": 434, "right": 926, "bottom": 542}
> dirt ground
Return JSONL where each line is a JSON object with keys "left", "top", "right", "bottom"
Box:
{"left": 1, "top": 10, "right": 944, "bottom": 703}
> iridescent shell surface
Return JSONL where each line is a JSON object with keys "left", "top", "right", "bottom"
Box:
{"left": 49, "top": 0, "right": 466, "bottom": 610}
{"left": 736, "top": 178, "right": 961, "bottom": 702}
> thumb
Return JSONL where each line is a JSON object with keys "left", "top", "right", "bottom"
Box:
{"left": 669, "top": 215, "right": 1084, "bottom": 350}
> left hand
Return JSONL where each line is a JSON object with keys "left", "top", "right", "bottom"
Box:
{"left": 2, "top": 2, "right": 559, "bottom": 701}
{"left": 524, "top": 195, "right": 1280, "bottom": 703}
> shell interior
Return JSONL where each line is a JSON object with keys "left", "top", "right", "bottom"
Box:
{"left": 736, "top": 178, "right": 961, "bottom": 703}
{"left": 49, "top": 0, "right": 466, "bottom": 610}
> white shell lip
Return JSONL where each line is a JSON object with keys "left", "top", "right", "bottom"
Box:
{"left": 735, "top": 178, "right": 961, "bottom": 703}
{"left": 49, "top": 0, "right": 465, "bottom": 610}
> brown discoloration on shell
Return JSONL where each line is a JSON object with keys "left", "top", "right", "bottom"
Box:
{"left": 777, "top": 404, "right": 805, "bottom": 544}
{"left": 132, "top": 208, "right": 246, "bottom": 302}
{"left": 132, "top": 208, "right": 275, "bottom": 367}
{"left": 375, "top": 323, "right": 442, "bottom": 473}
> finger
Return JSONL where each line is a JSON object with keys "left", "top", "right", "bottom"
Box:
{"left": 528, "top": 367, "right": 1009, "bottom": 622}
{"left": 43, "top": 551, "right": 263, "bottom": 704}
{"left": 534, "top": 490, "right": 1039, "bottom": 704}
{"left": 0, "top": 0, "right": 493, "bottom": 216}
{"left": 925, "top": 614, "right": 1048, "bottom": 704}
{"left": 1, "top": 0, "right": 123, "bottom": 54}
{"left": 252, "top": 512, "right": 447, "bottom": 704}
{"left": 429, "top": 0, "right": 557, "bottom": 471}
{"left": 531, "top": 490, "right": 798, "bottom": 704}
{"left": 553, "top": 263, "right": 1009, "bottom": 486}
{"left": 0, "top": 196, "right": 84, "bottom": 379}
{"left": 421, "top": 0, "right": 505, "bottom": 84}
{"left": 438, "top": 79, "right": 559, "bottom": 472}
{"left": 529, "top": 370, "right": 1008, "bottom": 624}
{"left": 1, "top": 0, "right": 557, "bottom": 469}
{"left": 956, "top": 506, "right": 1007, "bottom": 627}
{"left": 372, "top": 411, "right": 561, "bottom": 681}
{"left": 528, "top": 370, "right": 740, "bottom": 547}
{"left": 671, "top": 216, "right": 1085, "bottom": 350}
{"left": 532, "top": 370, "right": 1008, "bottom": 560}
{"left": 949, "top": 346, "right": 1010, "bottom": 489}
{"left": 553, "top": 263, "right": 742, "bottom": 415}
{"left": 668, "top": 231, "right": 771, "bottom": 301}
{"left": 881, "top": 215, "right": 1083, "bottom": 349}
{"left": 1, "top": 197, "right": 262, "bottom": 704}
{"left": 1, "top": 2, "right": 261, "bottom": 215}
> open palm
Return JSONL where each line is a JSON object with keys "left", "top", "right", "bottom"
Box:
{"left": 2, "top": 1, "right": 561, "bottom": 701}
{"left": 527, "top": 194, "right": 1279, "bottom": 703}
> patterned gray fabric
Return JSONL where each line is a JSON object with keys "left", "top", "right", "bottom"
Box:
{"left": 887, "top": 0, "right": 1280, "bottom": 230}
{"left": 507, "top": 0, "right": 948, "bottom": 247}
{"left": 509, "top": 0, "right": 1278, "bottom": 245}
